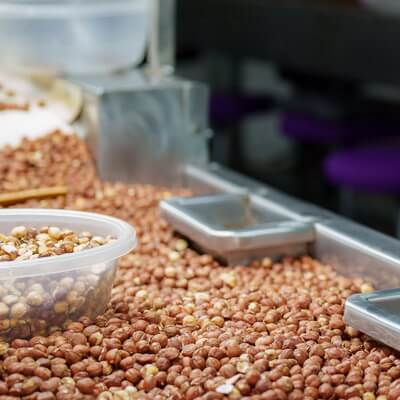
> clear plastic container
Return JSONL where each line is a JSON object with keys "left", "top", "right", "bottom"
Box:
{"left": 0, "top": 209, "right": 136, "bottom": 340}
{"left": 0, "top": 0, "right": 151, "bottom": 75}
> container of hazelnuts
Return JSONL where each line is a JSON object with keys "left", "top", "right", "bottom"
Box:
{"left": 0, "top": 209, "right": 136, "bottom": 341}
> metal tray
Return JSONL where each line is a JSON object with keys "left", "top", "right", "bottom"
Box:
{"left": 160, "top": 193, "right": 315, "bottom": 264}
{"left": 345, "top": 289, "right": 400, "bottom": 351}
{"left": 180, "top": 163, "right": 400, "bottom": 351}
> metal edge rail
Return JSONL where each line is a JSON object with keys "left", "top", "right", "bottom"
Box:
{"left": 345, "top": 289, "right": 400, "bottom": 352}
{"left": 183, "top": 163, "right": 400, "bottom": 290}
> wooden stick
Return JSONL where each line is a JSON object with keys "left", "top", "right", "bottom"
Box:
{"left": 0, "top": 186, "right": 68, "bottom": 206}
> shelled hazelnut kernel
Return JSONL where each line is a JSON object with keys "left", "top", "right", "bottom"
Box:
{"left": 0, "top": 226, "right": 114, "bottom": 262}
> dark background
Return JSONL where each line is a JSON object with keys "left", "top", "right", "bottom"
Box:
{"left": 175, "top": 0, "right": 400, "bottom": 237}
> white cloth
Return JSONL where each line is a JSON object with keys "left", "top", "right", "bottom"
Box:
{"left": 0, "top": 108, "right": 74, "bottom": 148}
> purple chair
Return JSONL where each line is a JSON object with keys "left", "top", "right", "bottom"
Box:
{"left": 324, "top": 143, "right": 400, "bottom": 235}
{"left": 282, "top": 112, "right": 352, "bottom": 145}
{"left": 281, "top": 112, "right": 400, "bottom": 145}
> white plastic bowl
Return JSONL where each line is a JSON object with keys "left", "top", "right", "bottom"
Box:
{"left": 0, "top": 209, "right": 136, "bottom": 340}
{"left": 0, "top": 0, "right": 151, "bottom": 75}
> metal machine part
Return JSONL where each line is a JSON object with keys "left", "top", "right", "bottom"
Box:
{"left": 66, "top": 0, "right": 210, "bottom": 187}
{"left": 72, "top": 70, "right": 210, "bottom": 187}
{"left": 160, "top": 193, "right": 315, "bottom": 264}
{"left": 345, "top": 290, "right": 400, "bottom": 352}
{"left": 179, "top": 164, "right": 400, "bottom": 351}
{"left": 148, "top": 0, "right": 175, "bottom": 77}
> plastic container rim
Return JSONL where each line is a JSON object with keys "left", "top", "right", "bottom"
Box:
{"left": 0, "top": 208, "right": 136, "bottom": 279}
{"left": 0, "top": 0, "right": 149, "bottom": 18}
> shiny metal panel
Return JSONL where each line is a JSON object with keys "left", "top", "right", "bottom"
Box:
{"left": 73, "top": 70, "right": 210, "bottom": 187}
{"left": 314, "top": 220, "right": 400, "bottom": 290}
{"left": 345, "top": 290, "right": 400, "bottom": 352}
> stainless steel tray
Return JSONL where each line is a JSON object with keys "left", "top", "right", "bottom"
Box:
{"left": 180, "top": 163, "right": 400, "bottom": 351}
{"left": 345, "top": 289, "right": 400, "bottom": 351}
{"left": 160, "top": 193, "right": 315, "bottom": 264}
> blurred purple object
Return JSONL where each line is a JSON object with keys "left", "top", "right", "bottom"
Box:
{"left": 210, "top": 92, "right": 273, "bottom": 127}
{"left": 324, "top": 144, "right": 400, "bottom": 193}
{"left": 282, "top": 112, "right": 400, "bottom": 145}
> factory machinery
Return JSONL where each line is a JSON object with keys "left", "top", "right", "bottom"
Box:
{"left": 0, "top": 0, "right": 400, "bottom": 380}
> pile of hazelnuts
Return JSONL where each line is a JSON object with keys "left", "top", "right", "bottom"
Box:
{"left": 0, "top": 132, "right": 398, "bottom": 400}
